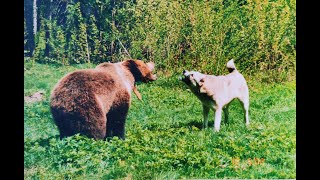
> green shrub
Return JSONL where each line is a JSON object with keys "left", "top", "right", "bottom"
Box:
{"left": 131, "top": 0, "right": 295, "bottom": 82}
{"left": 28, "top": 0, "right": 295, "bottom": 82}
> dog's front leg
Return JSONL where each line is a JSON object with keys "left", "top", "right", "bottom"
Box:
{"left": 214, "top": 107, "right": 222, "bottom": 132}
{"left": 202, "top": 104, "right": 209, "bottom": 129}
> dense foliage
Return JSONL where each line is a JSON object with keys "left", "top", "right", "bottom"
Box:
{"left": 24, "top": 0, "right": 295, "bottom": 82}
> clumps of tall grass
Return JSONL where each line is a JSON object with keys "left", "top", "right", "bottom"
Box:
{"left": 130, "top": 0, "right": 295, "bottom": 82}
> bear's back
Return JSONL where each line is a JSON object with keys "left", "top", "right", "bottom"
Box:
{"left": 50, "top": 68, "right": 118, "bottom": 112}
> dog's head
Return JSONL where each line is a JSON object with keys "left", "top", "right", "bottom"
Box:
{"left": 180, "top": 70, "right": 213, "bottom": 96}
{"left": 180, "top": 70, "right": 205, "bottom": 89}
{"left": 123, "top": 59, "right": 157, "bottom": 83}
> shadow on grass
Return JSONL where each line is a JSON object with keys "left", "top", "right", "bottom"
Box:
{"left": 172, "top": 119, "right": 234, "bottom": 130}
{"left": 27, "top": 135, "right": 60, "bottom": 148}
{"left": 185, "top": 121, "right": 214, "bottom": 129}
{"left": 142, "top": 120, "right": 213, "bottom": 131}
{"left": 144, "top": 119, "right": 235, "bottom": 131}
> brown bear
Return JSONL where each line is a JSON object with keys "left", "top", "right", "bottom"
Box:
{"left": 50, "top": 59, "right": 157, "bottom": 140}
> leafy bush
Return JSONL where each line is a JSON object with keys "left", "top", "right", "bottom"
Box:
{"left": 131, "top": 0, "right": 295, "bottom": 81}
{"left": 27, "top": 0, "right": 295, "bottom": 82}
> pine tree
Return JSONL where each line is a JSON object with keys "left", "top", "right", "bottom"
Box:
{"left": 87, "top": 14, "right": 102, "bottom": 63}
{"left": 50, "top": 22, "right": 67, "bottom": 65}
{"left": 76, "top": 2, "right": 90, "bottom": 63}
{"left": 66, "top": 2, "right": 90, "bottom": 64}
{"left": 33, "top": 18, "right": 46, "bottom": 63}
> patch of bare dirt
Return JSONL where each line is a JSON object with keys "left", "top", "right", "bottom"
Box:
{"left": 24, "top": 90, "right": 45, "bottom": 103}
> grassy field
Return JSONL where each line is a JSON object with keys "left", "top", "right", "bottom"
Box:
{"left": 24, "top": 62, "right": 296, "bottom": 179}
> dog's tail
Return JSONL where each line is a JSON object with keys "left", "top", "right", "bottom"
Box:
{"left": 227, "top": 59, "right": 237, "bottom": 73}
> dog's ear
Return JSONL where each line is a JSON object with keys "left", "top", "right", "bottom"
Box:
{"left": 200, "top": 85, "right": 214, "bottom": 96}
{"left": 198, "top": 78, "right": 207, "bottom": 93}
{"left": 198, "top": 78, "right": 213, "bottom": 96}
{"left": 198, "top": 78, "right": 205, "bottom": 86}
{"left": 199, "top": 86, "right": 207, "bottom": 93}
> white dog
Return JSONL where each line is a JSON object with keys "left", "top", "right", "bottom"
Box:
{"left": 180, "top": 59, "right": 249, "bottom": 132}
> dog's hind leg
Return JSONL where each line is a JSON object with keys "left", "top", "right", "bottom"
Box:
{"left": 202, "top": 104, "right": 210, "bottom": 129}
{"left": 239, "top": 97, "right": 250, "bottom": 126}
{"left": 214, "top": 107, "right": 222, "bottom": 132}
{"left": 223, "top": 104, "right": 230, "bottom": 124}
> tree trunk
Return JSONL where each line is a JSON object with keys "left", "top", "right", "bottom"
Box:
{"left": 44, "top": 0, "right": 52, "bottom": 57}
{"left": 24, "top": 0, "right": 35, "bottom": 56}
{"left": 33, "top": 0, "right": 37, "bottom": 35}
{"left": 55, "top": 0, "right": 68, "bottom": 26}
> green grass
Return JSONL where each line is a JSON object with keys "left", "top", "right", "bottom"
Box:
{"left": 24, "top": 62, "right": 296, "bottom": 179}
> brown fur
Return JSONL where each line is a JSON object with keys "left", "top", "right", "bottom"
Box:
{"left": 50, "top": 59, "right": 156, "bottom": 140}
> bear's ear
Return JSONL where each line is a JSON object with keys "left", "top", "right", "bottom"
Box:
{"left": 146, "top": 62, "right": 155, "bottom": 72}
{"left": 133, "top": 85, "right": 142, "bottom": 100}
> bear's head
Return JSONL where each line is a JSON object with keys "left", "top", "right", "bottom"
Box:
{"left": 123, "top": 59, "right": 157, "bottom": 83}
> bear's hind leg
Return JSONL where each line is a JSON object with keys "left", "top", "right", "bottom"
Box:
{"left": 106, "top": 103, "right": 129, "bottom": 140}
